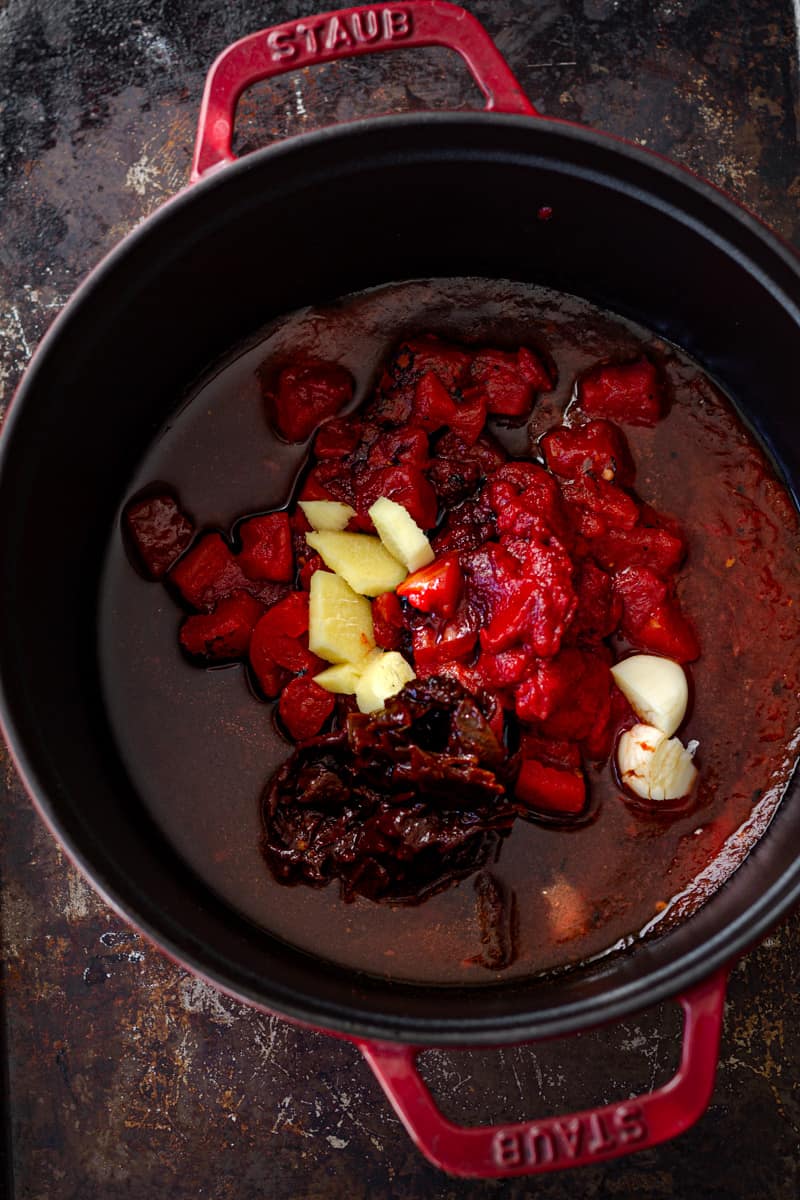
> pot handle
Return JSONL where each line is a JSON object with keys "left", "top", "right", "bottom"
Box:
{"left": 192, "top": 2, "right": 537, "bottom": 180}
{"left": 357, "top": 967, "right": 728, "bottom": 1179}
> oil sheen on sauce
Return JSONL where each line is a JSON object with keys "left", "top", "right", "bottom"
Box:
{"left": 99, "top": 279, "right": 800, "bottom": 985}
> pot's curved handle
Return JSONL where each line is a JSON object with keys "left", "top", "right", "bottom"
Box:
{"left": 192, "top": 2, "right": 537, "bottom": 180}
{"left": 357, "top": 967, "right": 728, "bottom": 1179}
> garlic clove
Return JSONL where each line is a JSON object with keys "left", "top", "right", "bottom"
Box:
{"left": 610, "top": 654, "right": 688, "bottom": 736}
{"left": 617, "top": 722, "right": 698, "bottom": 801}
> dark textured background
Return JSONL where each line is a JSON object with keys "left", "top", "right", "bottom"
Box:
{"left": 1, "top": 1, "right": 799, "bottom": 1196}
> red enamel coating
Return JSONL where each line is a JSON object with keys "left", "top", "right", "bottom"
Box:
{"left": 191, "top": 2, "right": 537, "bottom": 179}
{"left": 357, "top": 967, "right": 728, "bottom": 1178}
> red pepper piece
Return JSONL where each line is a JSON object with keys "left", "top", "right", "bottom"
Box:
{"left": 578, "top": 358, "right": 664, "bottom": 426}
{"left": 279, "top": 676, "right": 336, "bottom": 741}
{"left": 396, "top": 555, "right": 463, "bottom": 618}
{"left": 298, "top": 553, "right": 325, "bottom": 591}
{"left": 411, "top": 371, "right": 459, "bottom": 432}
{"left": 179, "top": 592, "right": 264, "bottom": 661}
{"left": 411, "top": 618, "right": 477, "bottom": 671}
{"left": 372, "top": 592, "right": 404, "bottom": 651}
{"left": 123, "top": 490, "right": 194, "bottom": 579}
{"left": 313, "top": 417, "right": 363, "bottom": 459}
{"left": 517, "top": 346, "right": 555, "bottom": 391}
{"left": 541, "top": 419, "right": 635, "bottom": 487}
{"left": 354, "top": 465, "right": 438, "bottom": 532}
{"left": 515, "top": 759, "right": 586, "bottom": 816}
{"left": 270, "top": 361, "right": 354, "bottom": 443}
{"left": 249, "top": 592, "right": 323, "bottom": 674}
{"left": 589, "top": 525, "right": 686, "bottom": 575}
{"left": 236, "top": 512, "right": 293, "bottom": 582}
{"left": 469, "top": 349, "right": 535, "bottom": 417}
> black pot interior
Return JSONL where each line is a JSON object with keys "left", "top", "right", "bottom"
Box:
{"left": 1, "top": 114, "right": 798, "bottom": 1044}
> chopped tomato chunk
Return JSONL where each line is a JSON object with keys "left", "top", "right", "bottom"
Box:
{"left": 179, "top": 592, "right": 263, "bottom": 661}
{"left": 236, "top": 512, "right": 293, "bottom": 582}
{"left": 578, "top": 358, "right": 664, "bottom": 426}
{"left": 469, "top": 348, "right": 535, "bottom": 417}
{"left": 271, "top": 361, "right": 354, "bottom": 442}
{"left": 124, "top": 491, "right": 194, "bottom": 579}
{"left": 278, "top": 676, "right": 336, "bottom": 740}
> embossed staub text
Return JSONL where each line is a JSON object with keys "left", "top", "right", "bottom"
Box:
{"left": 266, "top": 8, "right": 413, "bottom": 62}
{"left": 491, "top": 1104, "right": 648, "bottom": 1169}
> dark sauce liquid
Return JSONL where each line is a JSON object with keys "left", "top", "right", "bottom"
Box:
{"left": 99, "top": 279, "right": 800, "bottom": 985}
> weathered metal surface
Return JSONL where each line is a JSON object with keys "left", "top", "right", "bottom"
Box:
{"left": 1, "top": 1, "right": 798, "bottom": 1195}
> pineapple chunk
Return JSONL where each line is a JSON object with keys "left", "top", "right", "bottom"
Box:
{"left": 306, "top": 530, "right": 407, "bottom": 596}
{"left": 313, "top": 661, "right": 363, "bottom": 695}
{"left": 299, "top": 500, "right": 355, "bottom": 532}
{"left": 368, "top": 496, "right": 435, "bottom": 573}
{"left": 308, "top": 571, "right": 375, "bottom": 664}
{"left": 355, "top": 650, "right": 416, "bottom": 713}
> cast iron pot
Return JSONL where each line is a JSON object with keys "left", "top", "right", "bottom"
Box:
{"left": 1, "top": 2, "right": 798, "bottom": 1179}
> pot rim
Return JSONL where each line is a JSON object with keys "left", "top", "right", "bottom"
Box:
{"left": 2, "top": 109, "right": 799, "bottom": 1044}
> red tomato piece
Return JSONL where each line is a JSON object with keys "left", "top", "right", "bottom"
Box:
{"left": 559, "top": 476, "right": 639, "bottom": 532}
{"left": 432, "top": 495, "right": 497, "bottom": 555}
{"left": 397, "top": 336, "right": 473, "bottom": 390}
{"left": 540, "top": 419, "right": 635, "bottom": 487}
{"left": 364, "top": 424, "right": 430, "bottom": 471}
{"left": 355, "top": 465, "right": 439, "bottom": 532}
{"left": 515, "top": 759, "right": 586, "bottom": 816}
{"left": 396, "top": 555, "right": 463, "bottom": 618}
{"left": 179, "top": 592, "right": 264, "bottom": 661}
{"left": 473, "top": 647, "right": 532, "bottom": 688}
{"left": 372, "top": 592, "right": 404, "bottom": 651}
{"left": 169, "top": 533, "right": 246, "bottom": 612}
{"left": 571, "top": 561, "right": 621, "bottom": 643}
{"left": 589, "top": 525, "right": 686, "bottom": 576}
{"left": 313, "top": 417, "right": 363, "bottom": 459}
{"left": 631, "top": 604, "right": 701, "bottom": 663}
{"left": 613, "top": 566, "right": 700, "bottom": 662}
{"left": 123, "top": 491, "right": 194, "bottom": 579}
{"left": 236, "top": 512, "right": 293, "bottom": 582}
{"left": 249, "top": 593, "right": 322, "bottom": 674}
{"left": 517, "top": 346, "right": 555, "bottom": 391}
{"left": 448, "top": 390, "right": 488, "bottom": 446}
{"left": 469, "top": 349, "right": 535, "bottom": 417}
{"left": 481, "top": 541, "right": 576, "bottom": 658}
{"left": 271, "top": 362, "right": 354, "bottom": 442}
{"left": 578, "top": 358, "right": 664, "bottom": 426}
{"left": 279, "top": 676, "right": 336, "bottom": 741}
{"left": 412, "top": 371, "right": 459, "bottom": 432}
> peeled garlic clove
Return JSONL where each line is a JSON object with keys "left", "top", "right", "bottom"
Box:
{"left": 610, "top": 654, "right": 688, "bottom": 737}
{"left": 617, "top": 723, "right": 698, "bottom": 801}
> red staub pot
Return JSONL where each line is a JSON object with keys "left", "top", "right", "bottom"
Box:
{"left": 0, "top": 2, "right": 798, "bottom": 1179}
